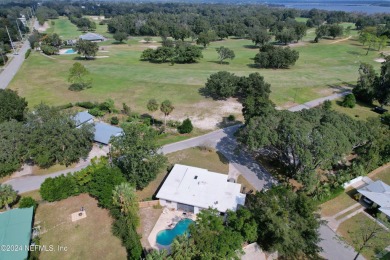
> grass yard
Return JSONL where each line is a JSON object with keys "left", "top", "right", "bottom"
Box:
{"left": 331, "top": 99, "right": 389, "bottom": 121}
{"left": 337, "top": 212, "right": 389, "bottom": 259}
{"left": 136, "top": 168, "right": 169, "bottom": 201}
{"left": 237, "top": 175, "right": 255, "bottom": 193}
{"left": 9, "top": 17, "right": 388, "bottom": 129}
{"left": 320, "top": 189, "right": 357, "bottom": 217}
{"left": 46, "top": 17, "right": 80, "bottom": 39}
{"left": 370, "top": 164, "right": 390, "bottom": 185}
{"left": 34, "top": 193, "right": 126, "bottom": 260}
{"left": 167, "top": 147, "right": 230, "bottom": 174}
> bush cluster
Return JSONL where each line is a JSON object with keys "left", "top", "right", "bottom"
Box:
{"left": 39, "top": 159, "right": 142, "bottom": 258}
{"left": 177, "top": 118, "right": 193, "bottom": 134}
{"left": 25, "top": 49, "right": 31, "bottom": 59}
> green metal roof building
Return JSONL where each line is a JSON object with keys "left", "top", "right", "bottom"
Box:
{"left": 0, "top": 207, "right": 34, "bottom": 260}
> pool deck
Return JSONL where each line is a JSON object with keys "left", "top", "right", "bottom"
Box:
{"left": 147, "top": 208, "right": 196, "bottom": 251}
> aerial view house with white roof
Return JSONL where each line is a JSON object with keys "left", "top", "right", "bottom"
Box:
{"left": 357, "top": 180, "right": 390, "bottom": 219}
{"left": 156, "top": 164, "right": 246, "bottom": 214}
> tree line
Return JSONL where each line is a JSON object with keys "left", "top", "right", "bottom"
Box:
{"left": 0, "top": 90, "right": 94, "bottom": 177}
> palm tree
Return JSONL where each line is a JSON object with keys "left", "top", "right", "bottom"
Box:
{"left": 112, "top": 182, "right": 139, "bottom": 226}
{"left": 160, "top": 100, "right": 174, "bottom": 128}
{"left": 147, "top": 99, "right": 159, "bottom": 125}
{"left": 0, "top": 184, "right": 17, "bottom": 210}
{"left": 145, "top": 249, "right": 171, "bottom": 260}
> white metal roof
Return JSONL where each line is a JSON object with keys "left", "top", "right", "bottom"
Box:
{"left": 156, "top": 164, "right": 246, "bottom": 212}
{"left": 358, "top": 180, "right": 390, "bottom": 216}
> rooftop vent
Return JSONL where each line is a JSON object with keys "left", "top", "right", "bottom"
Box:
{"left": 194, "top": 176, "right": 198, "bottom": 179}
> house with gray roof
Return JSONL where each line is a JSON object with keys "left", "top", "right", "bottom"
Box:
{"left": 357, "top": 180, "right": 390, "bottom": 218}
{"left": 73, "top": 111, "right": 94, "bottom": 127}
{"left": 79, "top": 32, "right": 105, "bottom": 42}
{"left": 93, "top": 122, "right": 123, "bottom": 145}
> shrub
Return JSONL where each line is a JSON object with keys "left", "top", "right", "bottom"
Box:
{"left": 76, "top": 101, "right": 96, "bottom": 109}
{"left": 56, "top": 103, "right": 73, "bottom": 110}
{"left": 41, "top": 45, "right": 58, "bottom": 55}
{"left": 40, "top": 174, "right": 80, "bottom": 202}
{"left": 0, "top": 54, "right": 8, "bottom": 65}
{"left": 341, "top": 94, "right": 356, "bottom": 108}
{"left": 177, "top": 118, "right": 193, "bottom": 134}
{"left": 167, "top": 120, "right": 181, "bottom": 128}
{"left": 19, "top": 196, "right": 38, "bottom": 211}
{"left": 68, "top": 83, "right": 87, "bottom": 91}
{"left": 89, "top": 107, "right": 106, "bottom": 117}
{"left": 111, "top": 116, "right": 119, "bottom": 125}
{"left": 227, "top": 114, "right": 236, "bottom": 121}
{"left": 86, "top": 166, "right": 126, "bottom": 208}
{"left": 25, "top": 49, "right": 31, "bottom": 59}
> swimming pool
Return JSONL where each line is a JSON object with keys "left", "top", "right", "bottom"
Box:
{"left": 156, "top": 218, "right": 194, "bottom": 246}
{"left": 64, "top": 49, "right": 76, "bottom": 54}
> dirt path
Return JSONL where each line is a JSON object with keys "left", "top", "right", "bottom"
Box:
{"left": 329, "top": 36, "right": 352, "bottom": 44}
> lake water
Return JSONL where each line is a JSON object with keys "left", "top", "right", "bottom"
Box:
{"left": 282, "top": 3, "right": 390, "bottom": 14}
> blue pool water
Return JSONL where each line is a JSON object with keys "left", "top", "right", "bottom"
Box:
{"left": 65, "top": 49, "right": 76, "bottom": 54}
{"left": 156, "top": 219, "right": 194, "bottom": 246}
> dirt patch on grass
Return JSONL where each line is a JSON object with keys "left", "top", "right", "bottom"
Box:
{"left": 35, "top": 194, "right": 126, "bottom": 260}
{"left": 374, "top": 58, "right": 386, "bottom": 63}
{"left": 170, "top": 98, "right": 242, "bottom": 130}
{"left": 138, "top": 206, "right": 163, "bottom": 250}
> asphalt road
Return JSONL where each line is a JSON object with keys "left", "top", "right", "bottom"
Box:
{"left": 0, "top": 40, "right": 30, "bottom": 89}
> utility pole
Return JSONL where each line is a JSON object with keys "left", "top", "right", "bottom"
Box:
{"left": 16, "top": 20, "right": 23, "bottom": 41}
{"left": 5, "top": 26, "right": 17, "bottom": 55}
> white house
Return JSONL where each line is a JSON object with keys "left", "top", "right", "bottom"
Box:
{"left": 357, "top": 180, "right": 390, "bottom": 218}
{"left": 156, "top": 164, "right": 246, "bottom": 214}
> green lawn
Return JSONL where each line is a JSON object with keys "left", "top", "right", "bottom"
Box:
{"left": 46, "top": 17, "right": 80, "bottom": 39}
{"left": 370, "top": 166, "right": 390, "bottom": 185}
{"left": 9, "top": 17, "right": 388, "bottom": 125}
{"left": 337, "top": 213, "right": 389, "bottom": 260}
{"left": 320, "top": 189, "right": 357, "bottom": 217}
{"left": 167, "top": 147, "right": 230, "bottom": 174}
{"left": 331, "top": 99, "right": 390, "bottom": 121}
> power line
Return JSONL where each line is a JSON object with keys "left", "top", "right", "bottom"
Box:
{"left": 5, "top": 26, "right": 17, "bottom": 55}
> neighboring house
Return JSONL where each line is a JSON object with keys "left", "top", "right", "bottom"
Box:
{"left": 73, "top": 111, "right": 94, "bottom": 127}
{"left": 72, "top": 111, "right": 123, "bottom": 145}
{"left": 79, "top": 32, "right": 105, "bottom": 42}
{"left": 93, "top": 122, "right": 123, "bottom": 145}
{"left": 156, "top": 164, "right": 246, "bottom": 214}
{"left": 357, "top": 180, "right": 390, "bottom": 218}
{"left": 0, "top": 207, "right": 34, "bottom": 260}
{"left": 65, "top": 39, "right": 77, "bottom": 46}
